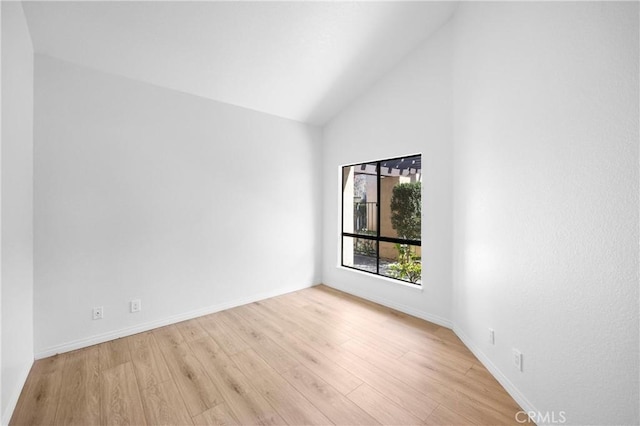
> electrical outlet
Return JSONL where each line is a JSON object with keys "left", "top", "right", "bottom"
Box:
{"left": 92, "top": 306, "right": 103, "bottom": 320}
{"left": 130, "top": 299, "right": 141, "bottom": 313}
{"left": 488, "top": 328, "right": 495, "bottom": 345}
{"left": 513, "top": 348, "right": 523, "bottom": 371}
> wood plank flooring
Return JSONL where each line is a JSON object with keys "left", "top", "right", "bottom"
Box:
{"left": 10, "top": 285, "right": 524, "bottom": 425}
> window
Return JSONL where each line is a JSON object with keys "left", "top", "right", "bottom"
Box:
{"left": 341, "top": 154, "right": 422, "bottom": 285}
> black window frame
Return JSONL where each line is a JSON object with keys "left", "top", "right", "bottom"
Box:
{"left": 341, "top": 154, "right": 422, "bottom": 286}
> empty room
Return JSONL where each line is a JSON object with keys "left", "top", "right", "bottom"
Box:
{"left": 1, "top": 1, "right": 638, "bottom": 425}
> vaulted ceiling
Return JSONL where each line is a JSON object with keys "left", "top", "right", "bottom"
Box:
{"left": 22, "top": 1, "right": 456, "bottom": 125}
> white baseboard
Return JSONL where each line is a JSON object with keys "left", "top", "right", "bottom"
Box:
{"left": 34, "top": 282, "right": 316, "bottom": 359}
{"left": 22, "top": 282, "right": 538, "bottom": 426}
{"left": 453, "top": 325, "right": 537, "bottom": 415}
{"left": 322, "top": 282, "right": 453, "bottom": 329}
{"left": 2, "top": 360, "right": 33, "bottom": 426}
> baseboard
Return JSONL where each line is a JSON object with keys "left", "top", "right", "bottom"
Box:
{"left": 322, "top": 282, "right": 453, "bottom": 329}
{"left": 34, "top": 282, "right": 316, "bottom": 359}
{"left": 453, "top": 324, "right": 537, "bottom": 415}
{"left": 2, "top": 360, "right": 33, "bottom": 426}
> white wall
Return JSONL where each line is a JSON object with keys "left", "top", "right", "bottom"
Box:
{"left": 1, "top": 1, "right": 35, "bottom": 423}
{"left": 8, "top": 2, "right": 639, "bottom": 424}
{"left": 0, "top": 2, "right": 3, "bottom": 419}
{"left": 34, "top": 55, "right": 322, "bottom": 357}
{"left": 322, "top": 21, "right": 453, "bottom": 326}
{"left": 452, "top": 2, "right": 639, "bottom": 424}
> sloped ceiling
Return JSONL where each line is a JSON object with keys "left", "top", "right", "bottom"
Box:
{"left": 23, "top": 1, "right": 456, "bottom": 125}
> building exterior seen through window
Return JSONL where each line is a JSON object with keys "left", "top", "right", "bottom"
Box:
{"left": 341, "top": 154, "right": 422, "bottom": 285}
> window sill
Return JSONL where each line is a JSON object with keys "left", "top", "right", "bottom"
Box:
{"left": 337, "top": 265, "right": 424, "bottom": 292}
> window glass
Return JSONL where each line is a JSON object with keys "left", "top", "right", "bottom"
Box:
{"left": 342, "top": 163, "right": 378, "bottom": 236}
{"left": 341, "top": 154, "right": 422, "bottom": 285}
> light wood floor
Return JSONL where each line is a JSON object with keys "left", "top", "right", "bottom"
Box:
{"left": 11, "top": 285, "right": 523, "bottom": 425}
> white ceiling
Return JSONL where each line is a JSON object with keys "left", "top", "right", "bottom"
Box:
{"left": 22, "top": 1, "right": 457, "bottom": 125}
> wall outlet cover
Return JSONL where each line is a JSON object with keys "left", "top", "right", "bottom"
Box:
{"left": 92, "top": 307, "right": 103, "bottom": 320}
{"left": 513, "top": 348, "right": 523, "bottom": 371}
